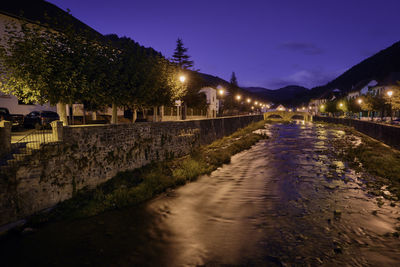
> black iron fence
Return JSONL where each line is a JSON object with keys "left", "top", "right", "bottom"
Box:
{"left": 0, "top": 129, "right": 54, "bottom": 171}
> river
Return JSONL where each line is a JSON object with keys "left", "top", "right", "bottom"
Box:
{"left": 1, "top": 122, "right": 400, "bottom": 266}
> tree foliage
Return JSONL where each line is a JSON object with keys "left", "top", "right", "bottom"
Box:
{"left": 0, "top": 22, "right": 185, "bottom": 114}
{"left": 171, "top": 38, "right": 194, "bottom": 70}
{"left": 230, "top": 72, "right": 238, "bottom": 87}
{"left": 383, "top": 82, "right": 400, "bottom": 111}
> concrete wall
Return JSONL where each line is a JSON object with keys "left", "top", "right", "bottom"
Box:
{"left": 0, "top": 115, "right": 263, "bottom": 226}
{"left": 313, "top": 116, "right": 400, "bottom": 150}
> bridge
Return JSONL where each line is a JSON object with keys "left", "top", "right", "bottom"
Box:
{"left": 263, "top": 110, "right": 312, "bottom": 121}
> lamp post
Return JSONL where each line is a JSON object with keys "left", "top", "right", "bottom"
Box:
{"left": 387, "top": 90, "right": 393, "bottom": 122}
{"left": 179, "top": 75, "right": 186, "bottom": 120}
{"left": 357, "top": 98, "right": 362, "bottom": 119}
{"left": 217, "top": 88, "right": 224, "bottom": 116}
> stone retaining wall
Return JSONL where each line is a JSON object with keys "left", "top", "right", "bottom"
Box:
{"left": 313, "top": 116, "right": 400, "bottom": 150}
{"left": 0, "top": 115, "right": 263, "bottom": 226}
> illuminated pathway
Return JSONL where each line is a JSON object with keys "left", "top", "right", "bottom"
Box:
{"left": 1, "top": 122, "right": 400, "bottom": 266}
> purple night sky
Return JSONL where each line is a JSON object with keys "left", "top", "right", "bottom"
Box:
{"left": 48, "top": 0, "right": 400, "bottom": 89}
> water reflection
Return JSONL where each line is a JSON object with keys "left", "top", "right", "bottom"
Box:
{"left": 1, "top": 123, "right": 399, "bottom": 266}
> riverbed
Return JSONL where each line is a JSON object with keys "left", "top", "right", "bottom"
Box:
{"left": 1, "top": 122, "right": 399, "bottom": 266}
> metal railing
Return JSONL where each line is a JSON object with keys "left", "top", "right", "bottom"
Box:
{"left": 0, "top": 129, "right": 55, "bottom": 171}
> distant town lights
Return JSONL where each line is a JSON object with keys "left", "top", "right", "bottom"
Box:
{"left": 357, "top": 99, "right": 362, "bottom": 104}
{"left": 387, "top": 90, "right": 393, "bottom": 97}
{"left": 302, "top": 107, "right": 305, "bottom": 110}
{"left": 247, "top": 98, "right": 251, "bottom": 103}
{"left": 236, "top": 95, "right": 241, "bottom": 100}
{"left": 255, "top": 101, "right": 258, "bottom": 105}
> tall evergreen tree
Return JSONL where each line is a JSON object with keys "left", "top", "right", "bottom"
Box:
{"left": 172, "top": 38, "right": 194, "bottom": 69}
{"left": 230, "top": 72, "right": 238, "bottom": 87}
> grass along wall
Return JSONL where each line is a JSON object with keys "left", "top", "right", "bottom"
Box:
{"left": 0, "top": 115, "right": 263, "bottom": 227}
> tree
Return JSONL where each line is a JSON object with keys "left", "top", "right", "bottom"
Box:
{"left": 383, "top": 82, "right": 400, "bottom": 113}
{"left": 230, "top": 72, "right": 238, "bottom": 87}
{"left": 172, "top": 38, "right": 194, "bottom": 70}
{"left": 0, "top": 20, "right": 114, "bottom": 125}
{"left": 359, "top": 94, "right": 374, "bottom": 119}
{"left": 325, "top": 100, "right": 338, "bottom": 116}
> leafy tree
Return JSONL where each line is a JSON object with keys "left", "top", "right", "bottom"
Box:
{"left": 383, "top": 82, "right": 400, "bottom": 112}
{"left": 359, "top": 94, "right": 374, "bottom": 119}
{"left": 0, "top": 20, "right": 116, "bottom": 125}
{"left": 325, "top": 100, "right": 338, "bottom": 115}
{"left": 371, "top": 92, "right": 387, "bottom": 119}
{"left": 172, "top": 38, "right": 194, "bottom": 70}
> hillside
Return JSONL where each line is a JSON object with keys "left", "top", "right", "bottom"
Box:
{"left": 312, "top": 40, "right": 400, "bottom": 97}
{"left": 243, "top": 85, "right": 310, "bottom": 105}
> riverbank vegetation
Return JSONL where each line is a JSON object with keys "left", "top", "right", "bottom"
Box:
{"left": 323, "top": 123, "right": 400, "bottom": 199}
{"left": 30, "top": 120, "right": 268, "bottom": 224}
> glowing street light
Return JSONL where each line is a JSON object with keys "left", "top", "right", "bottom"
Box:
{"left": 339, "top": 103, "right": 343, "bottom": 107}
{"left": 247, "top": 98, "right": 251, "bottom": 103}
{"left": 302, "top": 107, "right": 305, "bottom": 111}
{"left": 236, "top": 95, "right": 241, "bottom": 100}
{"left": 357, "top": 99, "right": 362, "bottom": 104}
{"left": 251, "top": 106, "right": 254, "bottom": 110}
{"left": 218, "top": 88, "right": 224, "bottom": 96}
{"left": 255, "top": 101, "right": 258, "bottom": 105}
{"left": 387, "top": 90, "right": 393, "bottom": 97}
{"left": 179, "top": 75, "right": 186, "bottom": 83}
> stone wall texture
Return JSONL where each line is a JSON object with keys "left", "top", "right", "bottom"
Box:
{"left": 0, "top": 115, "right": 263, "bottom": 226}
{"left": 313, "top": 116, "right": 400, "bottom": 150}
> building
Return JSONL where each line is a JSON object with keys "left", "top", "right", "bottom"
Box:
{"left": 199, "top": 87, "right": 218, "bottom": 118}
{"left": 369, "top": 73, "right": 400, "bottom": 96}
{"left": 346, "top": 79, "right": 378, "bottom": 100}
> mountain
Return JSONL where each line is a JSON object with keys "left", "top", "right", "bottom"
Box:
{"left": 310, "top": 40, "right": 400, "bottom": 98}
{"left": 243, "top": 85, "right": 309, "bottom": 105}
{"left": 197, "top": 73, "right": 310, "bottom": 105}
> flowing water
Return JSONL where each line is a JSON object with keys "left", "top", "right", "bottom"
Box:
{"left": 1, "top": 122, "right": 400, "bottom": 266}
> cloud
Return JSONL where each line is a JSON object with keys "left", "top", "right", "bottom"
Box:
{"left": 278, "top": 42, "right": 323, "bottom": 55}
{"left": 266, "top": 68, "right": 342, "bottom": 89}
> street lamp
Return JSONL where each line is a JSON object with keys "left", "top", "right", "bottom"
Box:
{"left": 357, "top": 99, "right": 363, "bottom": 119}
{"left": 247, "top": 98, "right": 251, "bottom": 103}
{"left": 179, "top": 75, "right": 186, "bottom": 83}
{"left": 218, "top": 88, "right": 224, "bottom": 96}
{"left": 387, "top": 90, "right": 393, "bottom": 121}
{"left": 178, "top": 75, "right": 186, "bottom": 120}
{"left": 236, "top": 95, "right": 241, "bottom": 100}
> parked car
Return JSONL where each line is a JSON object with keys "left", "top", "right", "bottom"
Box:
{"left": 0, "top": 107, "right": 24, "bottom": 127}
{"left": 391, "top": 118, "right": 400, "bottom": 125}
{"left": 23, "top": 111, "right": 59, "bottom": 129}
